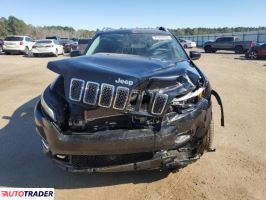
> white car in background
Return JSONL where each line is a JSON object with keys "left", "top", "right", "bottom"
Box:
{"left": 178, "top": 38, "right": 197, "bottom": 48}
{"left": 32, "top": 39, "right": 64, "bottom": 57}
{"left": 3, "top": 35, "right": 34, "bottom": 55}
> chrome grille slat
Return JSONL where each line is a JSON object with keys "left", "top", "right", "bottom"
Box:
{"left": 69, "top": 79, "right": 167, "bottom": 115}
{"left": 98, "top": 83, "right": 115, "bottom": 108}
{"left": 69, "top": 78, "right": 85, "bottom": 102}
{"left": 151, "top": 93, "right": 168, "bottom": 115}
{"left": 83, "top": 81, "right": 99, "bottom": 105}
{"left": 113, "top": 87, "right": 129, "bottom": 110}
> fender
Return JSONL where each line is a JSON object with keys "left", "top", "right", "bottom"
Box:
{"left": 211, "top": 90, "right": 225, "bottom": 127}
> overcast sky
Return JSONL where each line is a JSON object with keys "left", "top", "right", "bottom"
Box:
{"left": 1, "top": 0, "right": 266, "bottom": 30}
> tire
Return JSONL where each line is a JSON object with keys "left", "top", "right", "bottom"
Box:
{"left": 248, "top": 50, "right": 258, "bottom": 60}
{"left": 54, "top": 49, "right": 58, "bottom": 57}
{"left": 24, "top": 46, "right": 29, "bottom": 55}
{"left": 0, "top": 45, "right": 3, "bottom": 52}
{"left": 184, "top": 44, "right": 188, "bottom": 49}
{"left": 235, "top": 46, "right": 244, "bottom": 54}
{"left": 202, "top": 119, "right": 214, "bottom": 152}
{"left": 204, "top": 45, "right": 213, "bottom": 53}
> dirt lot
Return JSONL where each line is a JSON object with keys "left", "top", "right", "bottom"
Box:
{"left": 0, "top": 51, "right": 265, "bottom": 200}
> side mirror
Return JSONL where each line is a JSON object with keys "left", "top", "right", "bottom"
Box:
{"left": 189, "top": 51, "right": 201, "bottom": 60}
{"left": 70, "top": 50, "right": 81, "bottom": 57}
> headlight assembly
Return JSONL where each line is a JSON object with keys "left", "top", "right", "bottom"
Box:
{"left": 171, "top": 87, "right": 204, "bottom": 106}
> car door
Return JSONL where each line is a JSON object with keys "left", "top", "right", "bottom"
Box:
{"left": 213, "top": 37, "right": 233, "bottom": 50}
{"left": 213, "top": 38, "right": 224, "bottom": 49}
{"left": 223, "top": 37, "right": 234, "bottom": 49}
{"left": 258, "top": 44, "right": 266, "bottom": 57}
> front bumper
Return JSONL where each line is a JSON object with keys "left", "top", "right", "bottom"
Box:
{"left": 35, "top": 98, "right": 212, "bottom": 171}
{"left": 52, "top": 150, "right": 199, "bottom": 172}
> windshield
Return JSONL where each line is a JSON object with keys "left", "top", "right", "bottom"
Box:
{"left": 5, "top": 36, "right": 23, "bottom": 41}
{"left": 86, "top": 33, "right": 187, "bottom": 62}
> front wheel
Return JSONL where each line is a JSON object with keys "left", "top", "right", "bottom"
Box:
{"left": 204, "top": 45, "right": 213, "bottom": 53}
{"left": 248, "top": 50, "right": 258, "bottom": 59}
{"left": 0, "top": 45, "right": 3, "bottom": 52}
{"left": 235, "top": 46, "right": 244, "bottom": 54}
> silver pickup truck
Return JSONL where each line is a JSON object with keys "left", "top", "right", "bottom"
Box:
{"left": 203, "top": 36, "right": 255, "bottom": 54}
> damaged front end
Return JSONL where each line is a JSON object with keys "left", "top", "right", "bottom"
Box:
{"left": 35, "top": 53, "right": 224, "bottom": 172}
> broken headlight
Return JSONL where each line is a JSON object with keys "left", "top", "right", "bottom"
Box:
{"left": 171, "top": 87, "right": 204, "bottom": 110}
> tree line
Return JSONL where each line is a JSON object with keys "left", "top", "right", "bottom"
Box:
{"left": 0, "top": 16, "right": 95, "bottom": 39}
{"left": 170, "top": 27, "right": 266, "bottom": 36}
{"left": 1, "top": 16, "right": 266, "bottom": 39}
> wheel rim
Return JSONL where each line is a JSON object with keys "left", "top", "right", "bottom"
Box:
{"left": 249, "top": 51, "right": 257, "bottom": 59}
{"left": 25, "top": 47, "right": 29, "bottom": 55}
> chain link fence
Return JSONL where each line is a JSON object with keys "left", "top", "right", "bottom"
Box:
{"left": 178, "top": 30, "right": 266, "bottom": 47}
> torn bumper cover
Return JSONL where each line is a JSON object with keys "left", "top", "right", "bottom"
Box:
{"left": 35, "top": 97, "right": 212, "bottom": 172}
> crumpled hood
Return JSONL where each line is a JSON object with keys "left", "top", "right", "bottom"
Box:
{"left": 47, "top": 53, "right": 202, "bottom": 87}
{"left": 47, "top": 53, "right": 204, "bottom": 113}
{"left": 48, "top": 53, "right": 174, "bottom": 80}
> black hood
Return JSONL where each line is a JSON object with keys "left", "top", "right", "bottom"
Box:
{"left": 47, "top": 53, "right": 202, "bottom": 86}
{"left": 48, "top": 53, "right": 176, "bottom": 80}
{"left": 47, "top": 53, "right": 205, "bottom": 113}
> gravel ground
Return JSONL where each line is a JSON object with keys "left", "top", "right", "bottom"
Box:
{"left": 0, "top": 50, "right": 265, "bottom": 200}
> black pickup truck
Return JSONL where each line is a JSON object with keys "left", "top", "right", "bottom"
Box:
{"left": 204, "top": 36, "right": 255, "bottom": 54}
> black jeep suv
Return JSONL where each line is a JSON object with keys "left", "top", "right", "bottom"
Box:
{"left": 35, "top": 28, "right": 224, "bottom": 172}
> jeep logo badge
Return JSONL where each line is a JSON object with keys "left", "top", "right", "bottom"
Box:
{"left": 115, "top": 77, "right": 133, "bottom": 86}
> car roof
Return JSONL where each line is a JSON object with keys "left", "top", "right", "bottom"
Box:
{"left": 97, "top": 28, "right": 171, "bottom": 35}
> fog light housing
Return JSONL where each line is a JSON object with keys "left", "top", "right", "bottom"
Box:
{"left": 175, "top": 134, "right": 191, "bottom": 145}
{"left": 41, "top": 94, "right": 56, "bottom": 121}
